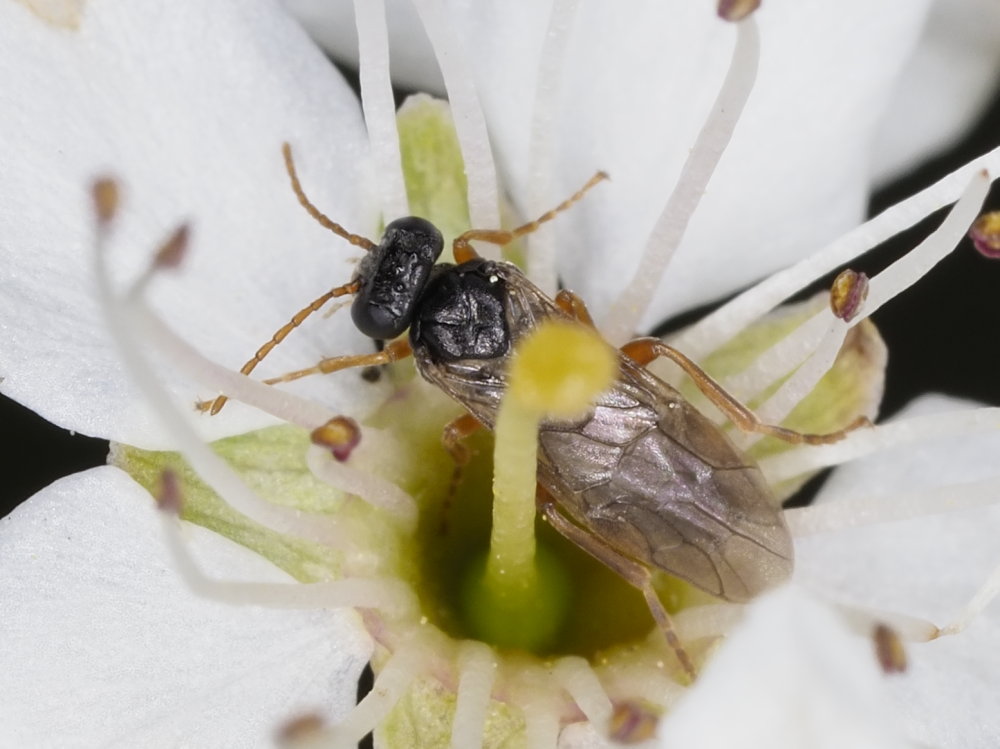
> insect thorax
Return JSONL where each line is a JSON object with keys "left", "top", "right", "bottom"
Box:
{"left": 409, "top": 259, "right": 512, "bottom": 363}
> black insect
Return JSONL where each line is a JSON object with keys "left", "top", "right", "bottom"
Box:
{"left": 203, "top": 143, "right": 866, "bottom": 677}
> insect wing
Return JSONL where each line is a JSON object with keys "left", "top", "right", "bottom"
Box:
{"left": 537, "top": 356, "right": 793, "bottom": 603}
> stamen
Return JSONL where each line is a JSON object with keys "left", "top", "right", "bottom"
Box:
{"left": 603, "top": 16, "right": 760, "bottom": 345}
{"left": 734, "top": 170, "right": 989, "bottom": 446}
{"left": 830, "top": 600, "right": 939, "bottom": 643}
{"left": 785, "top": 477, "right": 1000, "bottom": 537}
{"left": 410, "top": 0, "right": 501, "bottom": 255}
{"left": 762, "top": 406, "right": 1000, "bottom": 484}
{"left": 676, "top": 146, "right": 1000, "bottom": 361}
{"left": 449, "top": 641, "right": 497, "bottom": 749}
{"left": 306, "top": 444, "right": 418, "bottom": 531}
{"left": 940, "top": 562, "right": 1000, "bottom": 636}
{"left": 129, "top": 300, "right": 339, "bottom": 430}
{"left": 969, "top": 210, "right": 1000, "bottom": 258}
{"left": 525, "top": 0, "right": 582, "bottom": 294}
{"left": 155, "top": 469, "right": 418, "bottom": 614}
{"left": 92, "top": 207, "right": 344, "bottom": 545}
{"left": 333, "top": 644, "right": 424, "bottom": 747}
{"left": 552, "top": 656, "right": 612, "bottom": 732}
{"left": 519, "top": 669, "right": 560, "bottom": 749}
{"left": 354, "top": 0, "right": 409, "bottom": 219}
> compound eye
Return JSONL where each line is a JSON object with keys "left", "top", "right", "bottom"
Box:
{"left": 351, "top": 216, "right": 445, "bottom": 339}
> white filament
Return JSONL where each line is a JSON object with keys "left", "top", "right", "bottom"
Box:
{"left": 734, "top": 169, "right": 990, "bottom": 449}
{"left": 306, "top": 444, "right": 418, "bottom": 531}
{"left": 95, "top": 232, "right": 342, "bottom": 545}
{"left": 355, "top": 0, "right": 409, "bottom": 219}
{"left": 941, "top": 562, "right": 1000, "bottom": 636}
{"left": 450, "top": 641, "right": 497, "bottom": 749}
{"left": 786, "top": 477, "right": 1000, "bottom": 538}
{"left": 410, "top": 0, "right": 500, "bottom": 253}
{"left": 602, "top": 17, "right": 760, "bottom": 346}
{"left": 525, "top": 0, "right": 582, "bottom": 294}
{"left": 552, "top": 656, "right": 612, "bottom": 732}
{"left": 520, "top": 673, "right": 560, "bottom": 749}
{"left": 129, "top": 299, "right": 338, "bottom": 431}
{"left": 333, "top": 644, "right": 424, "bottom": 746}
{"left": 161, "top": 511, "right": 418, "bottom": 614}
{"left": 676, "top": 145, "right": 1000, "bottom": 361}
{"left": 763, "top": 407, "right": 1000, "bottom": 484}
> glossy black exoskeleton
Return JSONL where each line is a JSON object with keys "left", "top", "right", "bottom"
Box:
{"left": 351, "top": 216, "right": 444, "bottom": 340}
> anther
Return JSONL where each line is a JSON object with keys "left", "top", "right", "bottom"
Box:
{"left": 717, "top": 0, "right": 761, "bottom": 22}
{"left": 91, "top": 177, "right": 120, "bottom": 225}
{"left": 969, "top": 210, "right": 1000, "bottom": 258}
{"left": 311, "top": 416, "right": 362, "bottom": 462}
{"left": 155, "top": 468, "right": 183, "bottom": 515}
{"left": 609, "top": 701, "right": 660, "bottom": 744}
{"left": 872, "top": 623, "right": 907, "bottom": 674}
{"left": 829, "top": 268, "right": 869, "bottom": 322}
{"left": 153, "top": 224, "right": 191, "bottom": 270}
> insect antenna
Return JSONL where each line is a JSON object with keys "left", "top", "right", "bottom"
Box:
{"left": 452, "top": 170, "right": 608, "bottom": 262}
{"left": 199, "top": 278, "right": 363, "bottom": 415}
{"left": 282, "top": 142, "right": 377, "bottom": 251}
{"left": 200, "top": 142, "right": 380, "bottom": 416}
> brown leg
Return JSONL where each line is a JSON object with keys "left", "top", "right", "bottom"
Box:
{"left": 198, "top": 338, "right": 411, "bottom": 414}
{"left": 201, "top": 280, "right": 363, "bottom": 414}
{"left": 538, "top": 500, "right": 696, "bottom": 681}
{"left": 260, "top": 338, "right": 412, "bottom": 386}
{"left": 620, "top": 337, "right": 871, "bottom": 445}
{"left": 554, "top": 289, "right": 596, "bottom": 328}
{"left": 452, "top": 172, "right": 608, "bottom": 263}
{"left": 438, "top": 413, "right": 484, "bottom": 534}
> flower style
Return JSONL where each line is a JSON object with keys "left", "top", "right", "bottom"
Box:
{"left": 2, "top": 1, "right": 1000, "bottom": 747}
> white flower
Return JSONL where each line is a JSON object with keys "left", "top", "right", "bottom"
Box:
{"left": 1, "top": 1, "right": 999, "bottom": 747}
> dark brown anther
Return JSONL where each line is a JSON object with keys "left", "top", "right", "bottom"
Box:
{"left": 311, "top": 416, "right": 362, "bottom": 462}
{"left": 830, "top": 268, "right": 870, "bottom": 322}
{"left": 609, "top": 700, "right": 660, "bottom": 744}
{"left": 873, "top": 623, "right": 907, "bottom": 674}
{"left": 969, "top": 211, "right": 1000, "bottom": 259}
{"left": 275, "top": 712, "right": 325, "bottom": 746}
{"left": 718, "top": 0, "right": 761, "bottom": 22}
{"left": 91, "top": 177, "right": 120, "bottom": 225}
{"left": 155, "top": 468, "right": 183, "bottom": 515}
{"left": 154, "top": 224, "right": 191, "bottom": 270}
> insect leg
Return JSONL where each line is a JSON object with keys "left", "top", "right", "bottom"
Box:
{"left": 452, "top": 171, "right": 608, "bottom": 263}
{"left": 200, "top": 279, "right": 363, "bottom": 415}
{"left": 439, "top": 412, "right": 484, "bottom": 533}
{"left": 260, "top": 338, "right": 413, "bottom": 386}
{"left": 620, "top": 337, "right": 871, "bottom": 445}
{"left": 554, "top": 289, "right": 596, "bottom": 328}
{"left": 538, "top": 499, "right": 697, "bottom": 680}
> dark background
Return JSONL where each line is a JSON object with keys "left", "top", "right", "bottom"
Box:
{"left": 3, "top": 78, "right": 1000, "bottom": 519}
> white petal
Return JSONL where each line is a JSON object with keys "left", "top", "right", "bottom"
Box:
{"left": 0, "top": 466, "right": 372, "bottom": 748}
{"left": 873, "top": 0, "right": 1000, "bottom": 180}
{"left": 657, "top": 587, "right": 911, "bottom": 749}
{"left": 796, "top": 395, "right": 1000, "bottom": 747}
{"left": 289, "top": 1, "right": 936, "bottom": 328}
{"left": 0, "top": 1, "right": 382, "bottom": 448}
